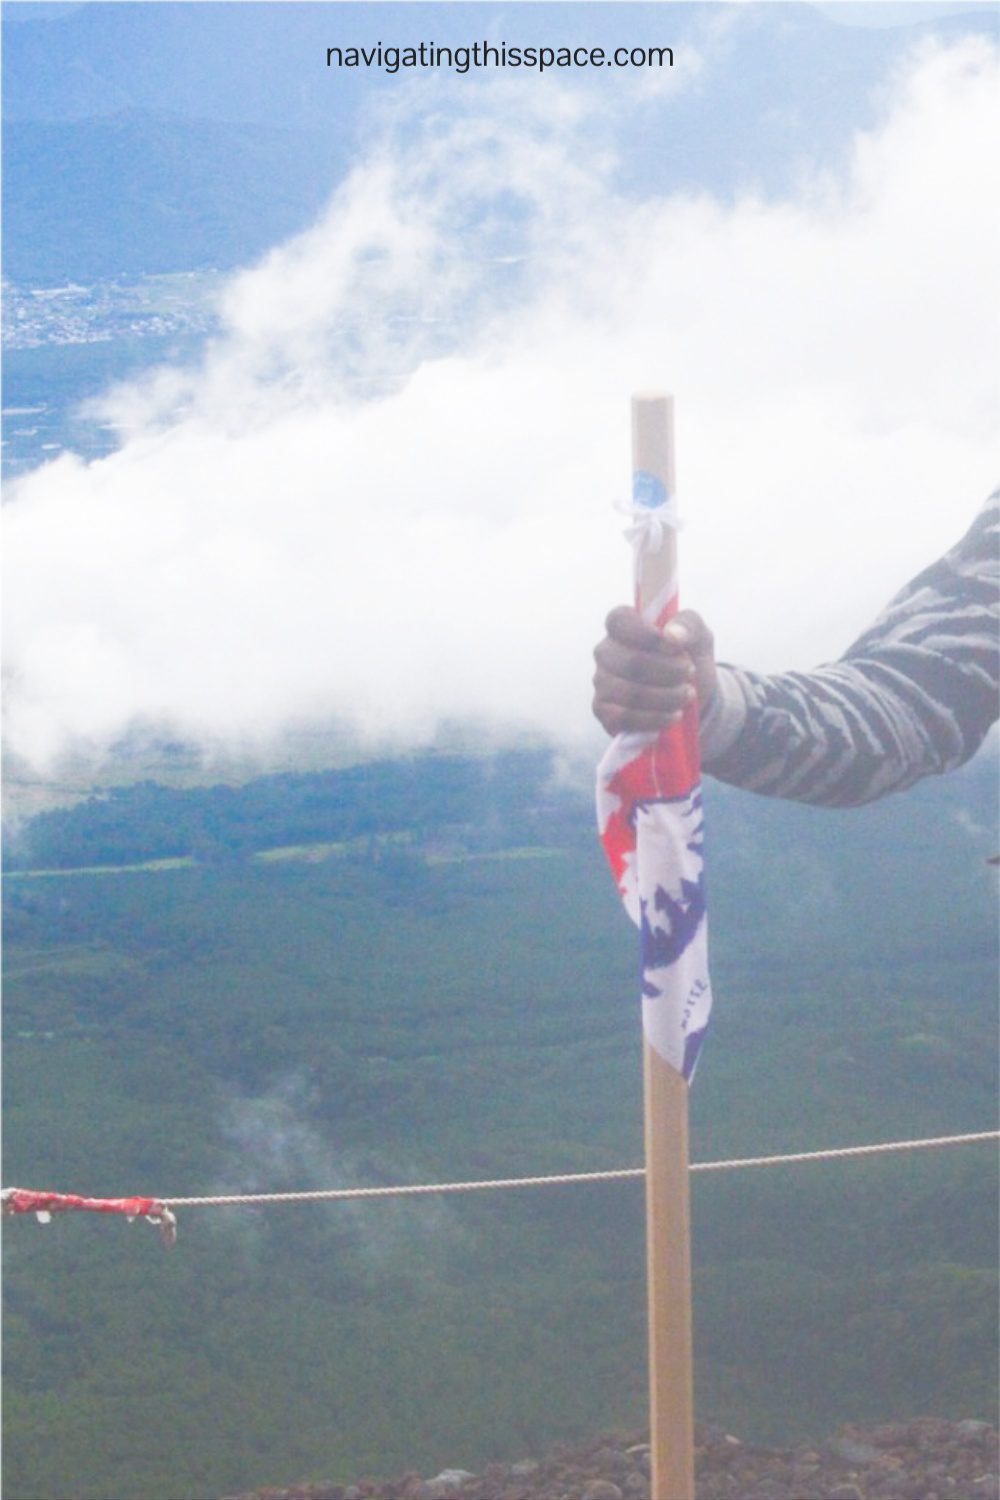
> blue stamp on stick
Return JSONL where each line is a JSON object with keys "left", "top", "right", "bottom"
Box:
{"left": 632, "top": 470, "right": 667, "bottom": 509}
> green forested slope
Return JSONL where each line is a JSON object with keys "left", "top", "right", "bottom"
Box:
{"left": 3, "top": 752, "right": 997, "bottom": 1500}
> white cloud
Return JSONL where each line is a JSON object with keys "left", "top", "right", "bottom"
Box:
{"left": 3, "top": 36, "right": 998, "bottom": 772}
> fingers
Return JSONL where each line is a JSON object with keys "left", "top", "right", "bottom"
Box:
{"left": 591, "top": 680, "right": 694, "bottom": 736}
{"left": 606, "top": 604, "right": 712, "bottom": 658}
{"left": 593, "top": 605, "right": 715, "bottom": 736}
{"left": 594, "top": 634, "right": 695, "bottom": 688}
{"left": 593, "top": 653, "right": 697, "bottom": 741}
{"left": 604, "top": 605, "right": 666, "bottom": 651}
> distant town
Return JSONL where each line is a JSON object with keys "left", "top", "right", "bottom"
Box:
{"left": 2, "top": 272, "right": 222, "bottom": 478}
{"left": 2, "top": 270, "right": 222, "bottom": 350}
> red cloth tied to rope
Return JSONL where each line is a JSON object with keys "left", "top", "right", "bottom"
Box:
{"left": 2, "top": 1187, "right": 177, "bottom": 1245}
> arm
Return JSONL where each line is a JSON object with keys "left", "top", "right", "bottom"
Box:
{"left": 593, "top": 492, "right": 999, "bottom": 808}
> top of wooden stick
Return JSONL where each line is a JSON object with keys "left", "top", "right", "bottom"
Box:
{"left": 631, "top": 394, "right": 675, "bottom": 502}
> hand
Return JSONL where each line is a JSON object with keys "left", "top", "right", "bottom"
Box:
{"left": 592, "top": 606, "right": 718, "bottom": 736}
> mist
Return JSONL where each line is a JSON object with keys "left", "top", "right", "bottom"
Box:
{"left": 206, "top": 1073, "right": 467, "bottom": 1271}
{"left": 4, "top": 33, "right": 997, "bottom": 773}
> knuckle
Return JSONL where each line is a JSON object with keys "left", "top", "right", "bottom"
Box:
{"left": 593, "top": 639, "right": 613, "bottom": 669}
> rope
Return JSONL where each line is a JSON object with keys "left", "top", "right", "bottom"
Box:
{"left": 690, "top": 1129, "right": 1000, "bottom": 1173}
{"left": 161, "top": 1129, "right": 999, "bottom": 1209}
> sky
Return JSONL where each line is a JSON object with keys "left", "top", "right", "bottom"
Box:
{"left": 3, "top": 1, "right": 998, "bottom": 775}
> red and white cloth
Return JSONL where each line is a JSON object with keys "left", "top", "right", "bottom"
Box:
{"left": 596, "top": 495, "right": 713, "bottom": 1080}
{"left": 2, "top": 1187, "right": 177, "bottom": 1245}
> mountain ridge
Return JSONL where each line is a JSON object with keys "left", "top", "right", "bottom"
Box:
{"left": 2, "top": 110, "right": 344, "bottom": 282}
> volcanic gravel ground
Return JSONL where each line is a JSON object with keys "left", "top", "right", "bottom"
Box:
{"left": 224, "top": 1417, "right": 998, "bottom": 1500}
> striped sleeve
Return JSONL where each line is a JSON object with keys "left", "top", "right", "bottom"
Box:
{"left": 700, "top": 490, "right": 1000, "bottom": 807}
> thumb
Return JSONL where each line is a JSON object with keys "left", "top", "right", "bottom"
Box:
{"left": 663, "top": 610, "right": 714, "bottom": 658}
